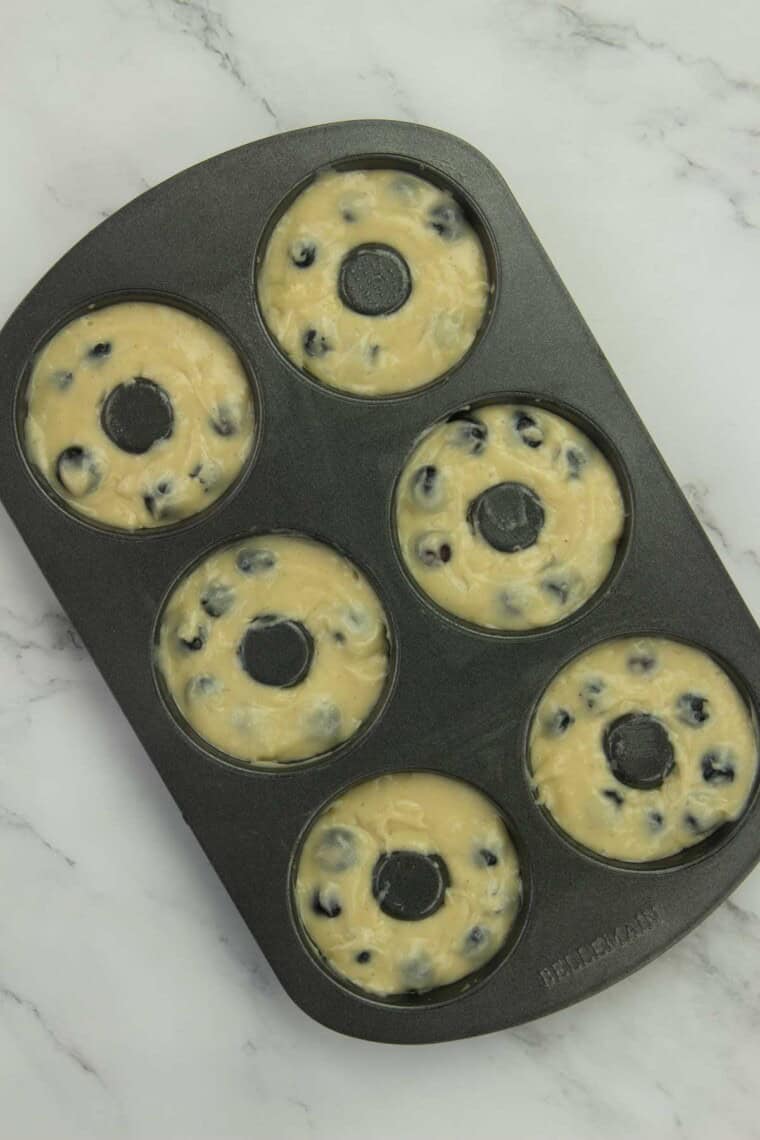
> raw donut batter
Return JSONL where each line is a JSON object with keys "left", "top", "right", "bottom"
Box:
{"left": 530, "top": 637, "right": 758, "bottom": 861}
{"left": 24, "top": 302, "right": 255, "bottom": 530}
{"left": 295, "top": 772, "right": 522, "bottom": 996}
{"left": 156, "top": 535, "right": 390, "bottom": 766}
{"left": 395, "top": 404, "right": 625, "bottom": 630}
{"left": 257, "top": 169, "right": 489, "bottom": 396}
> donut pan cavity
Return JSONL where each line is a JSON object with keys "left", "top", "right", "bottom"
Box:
{"left": 1, "top": 120, "right": 760, "bottom": 1044}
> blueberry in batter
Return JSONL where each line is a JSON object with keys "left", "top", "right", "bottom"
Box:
{"left": 701, "top": 749, "right": 736, "bottom": 784}
{"left": 55, "top": 446, "right": 101, "bottom": 497}
{"left": 677, "top": 693, "right": 710, "bottom": 726}
{"left": 514, "top": 411, "right": 543, "bottom": 449}
{"left": 449, "top": 412, "right": 488, "bottom": 455}
{"left": 415, "top": 533, "right": 453, "bottom": 567}
{"left": 411, "top": 465, "right": 444, "bottom": 510}
{"left": 200, "top": 582, "right": 235, "bottom": 619}
{"left": 314, "top": 827, "right": 358, "bottom": 873}
{"left": 51, "top": 369, "right": 74, "bottom": 391}
{"left": 143, "top": 479, "right": 174, "bottom": 521}
{"left": 236, "top": 547, "right": 277, "bottom": 575}
{"left": 303, "top": 329, "right": 331, "bottom": 358}
{"left": 290, "top": 239, "right": 317, "bottom": 268}
{"left": 427, "top": 200, "right": 466, "bottom": 241}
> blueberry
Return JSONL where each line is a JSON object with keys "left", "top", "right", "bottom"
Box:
{"left": 514, "top": 411, "right": 543, "bottom": 449}
{"left": 648, "top": 810, "right": 665, "bottom": 831}
{"left": 448, "top": 414, "right": 487, "bottom": 455}
{"left": 546, "top": 708, "right": 575, "bottom": 736}
{"left": 314, "top": 827, "right": 357, "bottom": 873}
{"left": 602, "top": 788, "right": 625, "bottom": 807}
{"left": 499, "top": 592, "right": 522, "bottom": 618}
{"left": 401, "top": 955, "right": 434, "bottom": 992}
{"left": 188, "top": 461, "right": 221, "bottom": 493}
{"left": 334, "top": 606, "right": 378, "bottom": 644}
{"left": 185, "top": 674, "right": 219, "bottom": 699}
{"left": 628, "top": 652, "right": 657, "bottom": 674}
{"left": 566, "top": 447, "right": 586, "bottom": 478}
{"left": 307, "top": 702, "right": 342, "bottom": 745}
{"left": 210, "top": 405, "right": 239, "bottom": 437}
{"left": 414, "top": 533, "right": 453, "bottom": 567}
{"left": 391, "top": 174, "right": 421, "bottom": 201}
{"left": 51, "top": 369, "right": 74, "bottom": 391}
{"left": 343, "top": 607, "right": 366, "bottom": 632}
{"left": 475, "top": 848, "right": 499, "bottom": 867}
{"left": 236, "top": 547, "right": 277, "bottom": 575}
{"left": 428, "top": 200, "right": 465, "bottom": 241}
{"left": 462, "top": 925, "right": 491, "bottom": 957}
{"left": 542, "top": 579, "right": 570, "bottom": 605}
{"left": 411, "top": 465, "right": 444, "bottom": 510}
{"left": 701, "top": 749, "right": 736, "bottom": 785}
{"left": 55, "top": 446, "right": 100, "bottom": 497}
{"left": 143, "top": 479, "right": 174, "bottom": 520}
{"left": 312, "top": 887, "right": 342, "bottom": 918}
{"left": 178, "top": 626, "right": 207, "bottom": 652}
{"left": 355, "top": 950, "right": 372, "bottom": 964}
{"left": 201, "top": 582, "right": 235, "bottom": 618}
{"left": 684, "top": 812, "right": 709, "bottom": 835}
{"left": 676, "top": 693, "right": 710, "bottom": 727}
{"left": 289, "top": 239, "right": 317, "bottom": 268}
{"left": 88, "top": 341, "right": 111, "bottom": 360}
{"left": 303, "top": 328, "right": 331, "bottom": 358}
{"left": 581, "top": 678, "right": 605, "bottom": 710}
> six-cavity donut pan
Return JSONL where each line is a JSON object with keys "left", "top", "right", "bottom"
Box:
{"left": 1, "top": 119, "right": 760, "bottom": 1044}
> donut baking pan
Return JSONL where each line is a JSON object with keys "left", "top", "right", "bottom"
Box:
{"left": 1, "top": 120, "right": 759, "bottom": 1043}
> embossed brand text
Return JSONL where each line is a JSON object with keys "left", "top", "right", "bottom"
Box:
{"left": 538, "top": 904, "right": 663, "bottom": 988}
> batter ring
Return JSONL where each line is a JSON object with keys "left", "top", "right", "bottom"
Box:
{"left": 395, "top": 403, "right": 626, "bottom": 631}
{"left": 257, "top": 169, "right": 490, "bottom": 396}
{"left": 295, "top": 772, "right": 522, "bottom": 997}
{"left": 156, "top": 535, "right": 391, "bottom": 767}
{"left": 529, "top": 637, "right": 758, "bottom": 861}
{"left": 23, "top": 302, "right": 255, "bottom": 530}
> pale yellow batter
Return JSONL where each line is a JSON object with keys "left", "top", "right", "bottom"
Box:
{"left": 156, "top": 535, "right": 390, "bottom": 766}
{"left": 257, "top": 169, "right": 490, "bottom": 396}
{"left": 295, "top": 772, "right": 522, "bottom": 997}
{"left": 24, "top": 302, "right": 255, "bottom": 530}
{"left": 395, "top": 404, "right": 625, "bottom": 630}
{"left": 530, "top": 638, "right": 758, "bottom": 861}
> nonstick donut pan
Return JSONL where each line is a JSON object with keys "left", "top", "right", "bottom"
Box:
{"left": 2, "top": 120, "right": 759, "bottom": 1043}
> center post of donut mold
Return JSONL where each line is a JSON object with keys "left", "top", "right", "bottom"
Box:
{"left": 467, "top": 481, "right": 545, "bottom": 553}
{"left": 338, "top": 243, "right": 413, "bottom": 317}
{"left": 100, "top": 377, "right": 175, "bottom": 455}
{"left": 238, "top": 615, "right": 314, "bottom": 689}
{"left": 604, "top": 712, "right": 675, "bottom": 790}
{"left": 371, "top": 851, "right": 451, "bottom": 921}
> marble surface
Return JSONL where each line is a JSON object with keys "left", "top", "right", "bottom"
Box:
{"left": 2, "top": 1, "right": 760, "bottom": 1136}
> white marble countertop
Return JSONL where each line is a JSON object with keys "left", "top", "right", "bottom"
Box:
{"left": 2, "top": 1, "right": 760, "bottom": 1137}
